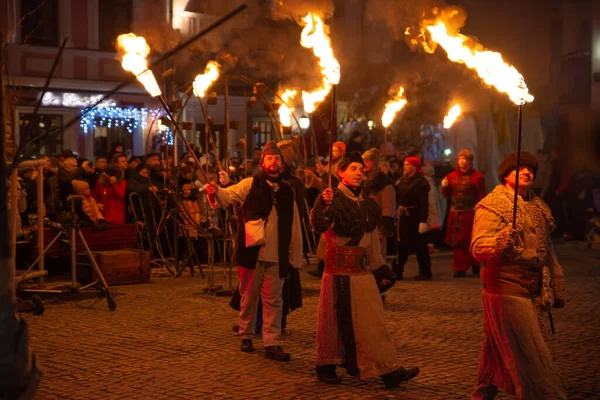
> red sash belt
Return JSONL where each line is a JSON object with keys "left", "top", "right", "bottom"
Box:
{"left": 325, "top": 245, "right": 370, "bottom": 275}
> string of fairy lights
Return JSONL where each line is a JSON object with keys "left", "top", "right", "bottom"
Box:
{"left": 79, "top": 107, "right": 173, "bottom": 145}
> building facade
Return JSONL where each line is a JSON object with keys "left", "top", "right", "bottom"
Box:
{"left": 1, "top": 0, "right": 169, "bottom": 159}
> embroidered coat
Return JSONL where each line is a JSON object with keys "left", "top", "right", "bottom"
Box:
{"left": 310, "top": 184, "right": 400, "bottom": 380}
{"left": 470, "top": 184, "right": 566, "bottom": 399}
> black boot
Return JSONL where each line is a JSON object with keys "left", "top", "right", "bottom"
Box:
{"left": 240, "top": 339, "right": 254, "bottom": 352}
{"left": 381, "top": 366, "right": 420, "bottom": 389}
{"left": 264, "top": 346, "right": 291, "bottom": 361}
{"left": 316, "top": 365, "right": 341, "bottom": 384}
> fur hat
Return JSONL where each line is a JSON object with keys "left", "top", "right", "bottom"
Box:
{"left": 457, "top": 149, "right": 474, "bottom": 161}
{"left": 276, "top": 140, "right": 298, "bottom": 165}
{"left": 338, "top": 151, "right": 364, "bottom": 172}
{"left": 362, "top": 148, "right": 380, "bottom": 163}
{"left": 71, "top": 180, "right": 90, "bottom": 195}
{"left": 61, "top": 149, "right": 75, "bottom": 158}
{"left": 498, "top": 151, "right": 538, "bottom": 182}
{"left": 260, "top": 141, "right": 283, "bottom": 164}
{"left": 332, "top": 141, "right": 346, "bottom": 155}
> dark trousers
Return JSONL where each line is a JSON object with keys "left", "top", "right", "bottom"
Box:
{"left": 394, "top": 236, "right": 432, "bottom": 277}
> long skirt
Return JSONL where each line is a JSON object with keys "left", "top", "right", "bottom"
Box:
{"left": 472, "top": 291, "right": 566, "bottom": 400}
{"left": 315, "top": 272, "right": 400, "bottom": 380}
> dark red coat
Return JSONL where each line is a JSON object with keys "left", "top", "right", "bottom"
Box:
{"left": 92, "top": 179, "right": 127, "bottom": 224}
{"left": 442, "top": 168, "right": 485, "bottom": 248}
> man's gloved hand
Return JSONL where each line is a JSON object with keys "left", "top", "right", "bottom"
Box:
{"left": 418, "top": 222, "right": 428, "bottom": 234}
{"left": 218, "top": 170, "right": 231, "bottom": 186}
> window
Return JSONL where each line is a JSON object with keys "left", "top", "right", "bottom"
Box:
{"left": 20, "top": 0, "right": 59, "bottom": 46}
{"left": 98, "top": 0, "right": 133, "bottom": 51}
{"left": 252, "top": 118, "right": 274, "bottom": 148}
{"left": 19, "top": 113, "right": 64, "bottom": 155}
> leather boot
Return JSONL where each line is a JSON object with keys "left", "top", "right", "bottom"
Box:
{"left": 316, "top": 365, "right": 341, "bottom": 384}
{"left": 240, "top": 339, "right": 254, "bottom": 352}
{"left": 264, "top": 346, "right": 291, "bottom": 361}
{"left": 381, "top": 366, "right": 420, "bottom": 389}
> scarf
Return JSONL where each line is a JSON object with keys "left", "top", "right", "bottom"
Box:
{"left": 234, "top": 171, "right": 295, "bottom": 278}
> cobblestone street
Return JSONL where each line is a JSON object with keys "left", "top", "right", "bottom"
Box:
{"left": 24, "top": 243, "right": 600, "bottom": 400}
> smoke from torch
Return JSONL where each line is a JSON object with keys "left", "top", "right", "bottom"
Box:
{"left": 278, "top": 89, "right": 297, "bottom": 127}
{"left": 417, "top": 13, "right": 534, "bottom": 105}
{"left": 116, "top": 33, "right": 162, "bottom": 97}
{"left": 193, "top": 61, "right": 221, "bottom": 98}
{"left": 299, "top": 12, "right": 340, "bottom": 113}
{"left": 443, "top": 104, "right": 461, "bottom": 129}
{"left": 381, "top": 87, "right": 408, "bottom": 128}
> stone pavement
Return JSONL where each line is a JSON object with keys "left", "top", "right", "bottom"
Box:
{"left": 24, "top": 243, "right": 600, "bottom": 399}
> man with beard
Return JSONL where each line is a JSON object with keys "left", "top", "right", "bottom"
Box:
{"left": 207, "top": 141, "right": 302, "bottom": 361}
{"left": 221, "top": 140, "right": 305, "bottom": 332}
{"left": 362, "top": 148, "right": 396, "bottom": 259}
{"left": 310, "top": 152, "right": 419, "bottom": 388}
{"left": 470, "top": 152, "right": 566, "bottom": 399}
{"left": 394, "top": 157, "right": 432, "bottom": 280}
{"left": 441, "top": 149, "right": 486, "bottom": 277}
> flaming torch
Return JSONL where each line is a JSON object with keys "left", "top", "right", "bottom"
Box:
{"left": 299, "top": 13, "right": 340, "bottom": 114}
{"left": 278, "top": 89, "right": 297, "bottom": 128}
{"left": 420, "top": 16, "right": 534, "bottom": 225}
{"left": 116, "top": 33, "right": 162, "bottom": 97}
{"left": 381, "top": 87, "right": 408, "bottom": 142}
{"left": 193, "top": 61, "right": 220, "bottom": 98}
{"left": 299, "top": 12, "right": 340, "bottom": 187}
{"left": 443, "top": 104, "right": 461, "bottom": 129}
{"left": 117, "top": 33, "right": 211, "bottom": 183}
{"left": 422, "top": 21, "right": 533, "bottom": 106}
{"left": 193, "top": 61, "right": 222, "bottom": 171}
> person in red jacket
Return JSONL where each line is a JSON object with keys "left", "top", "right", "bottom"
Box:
{"left": 92, "top": 164, "right": 127, "bottom": 224}
{"left": 441, "top": 149, "right": 486, "bottom": 277}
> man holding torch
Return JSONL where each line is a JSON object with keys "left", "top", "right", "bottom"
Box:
{"left": 311, "top": 152, "right": 419, "bottom": 388}
{"left": 470, "top": 151, "right": 566, "bottom": 400}
{"left": 206, "top": 142, "right": 302, "bottom": 361}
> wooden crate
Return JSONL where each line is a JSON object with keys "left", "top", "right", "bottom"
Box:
{"left": 77, "top": 249, "right": 150, "bottom": 286}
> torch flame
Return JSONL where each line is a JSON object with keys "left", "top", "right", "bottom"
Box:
{"left": 278, "top": 89, "right": 297, "bottom": 128}
{"left": 193, "top": 61, "right": 221, "bottom": 98}
{"left": 116, "top": 33, "right": 162, "bottom": 97}
{"left": 424, "top": 21, "right": 533, "bottom": 105}
{"left": 299, "top": 13, "right": 340, "bottom": 114}
{"left": 443, "top": 104, "right": 462, "bottom": 129}
{"left": 381, "top": 87, "right": 408, "bottom": 128}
